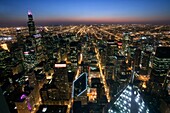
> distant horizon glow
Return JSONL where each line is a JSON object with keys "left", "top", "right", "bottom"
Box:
{"left": 0, "top": 0, "right": 170, "bottom": 27}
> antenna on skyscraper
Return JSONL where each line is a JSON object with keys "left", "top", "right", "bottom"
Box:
{"left": 28, "top": 10, "right": 32, "bottom": 15}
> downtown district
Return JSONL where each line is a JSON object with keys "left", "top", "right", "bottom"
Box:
{"left": 0, "top": 12, "right": 170, "bottom": 113}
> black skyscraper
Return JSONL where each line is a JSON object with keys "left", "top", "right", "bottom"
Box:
{"left": 27, "top": 11, "right": 36, "bottom": 36}
{"left": 0, "top": 88, "right": 10, "bottom": 113}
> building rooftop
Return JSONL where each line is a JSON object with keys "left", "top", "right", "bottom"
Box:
{"left": 70, "top": 41, "right": 78, "bottom": 47}
{"left": 37, "top": 105, "right": 67, "bottom": 113}
{"left": 107, "top": 84, "right": 150, "bottom": 113}
{"left": 155, "top": 47, "right": 170, "bottom": 58}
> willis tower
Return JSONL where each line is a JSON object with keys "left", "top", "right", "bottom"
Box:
{"left": 27, "top": 11, "right": 36, "bottom": 36}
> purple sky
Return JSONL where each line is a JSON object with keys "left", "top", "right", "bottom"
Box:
{"left": 0, "top": 0, "right": 170, "bottom": 26}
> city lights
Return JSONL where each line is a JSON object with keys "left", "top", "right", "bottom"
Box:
{"left": 0, "top": 1, "right": 170, "bottom": 113}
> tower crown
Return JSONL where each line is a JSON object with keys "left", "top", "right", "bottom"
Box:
{"left": 28, "top": 11, "right": 32, "bottom": 15}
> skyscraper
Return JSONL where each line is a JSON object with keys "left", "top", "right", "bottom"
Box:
{"left": 149, "top": 47, "right": 170, "bottom": 95}
{"left": 151, "top": 47, "right": 170, "bottom": 78}
{"left": 27, "top": 11, "right": 36, "bottom": 36}
{"left": 16, "top": 28, "right": 24, "bottom": 46}
{"left": 23, "top": 11, "right": 38, "bottom": 70}
{"left": 0, "top": 88, "right": 10, "bottom": 113}
{"left": 107, "top": 68, "right": 150, "bottom": 113}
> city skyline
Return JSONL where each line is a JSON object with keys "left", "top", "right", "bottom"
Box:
{"left": 0, "top": 0, "right": 170, "bottom": 27}
{"left": 0, "top": 3, "right": 170, "bottom": 112}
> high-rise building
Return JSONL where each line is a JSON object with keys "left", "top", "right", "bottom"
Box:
{"left": 141, "top": 51, "right": 151, "bottom": 70}
{"left": 23, "top": 39, "right": 36, "bottom": 70}
{"left": 107, "top": 84, "right": 150, "bottom": 113}
{"left": 40, "top": 62, "right": 70, "bottom": 105}
{"left": 106, "top": 40, "right": 118, "bottom": 64}
{"left": 151, "top": 47, "right": 170, "bottom": 81}
{"left": 106, "top": 68, "right": 150, "bottom": 113}
{"left": 10, "top": 43, "right": 24, "bottom": 75}
{"left": 149, "top": 47, "right": 170, "bottom": 95}
{"left": 16, "top": 28, "right": 24, "bottom": 46}
{"left": 54, "top": 62, "right": 68, "bottom": 83}
{"left": 23, "top": 11, "right": 42, "bottom": 70}
{"left": 122, "top": 32, "right": 130, "bottom": 56}
{"left": 68, "top": 41, "right": 78, "bottom": 71}
{"left": 105, "top": 63, "right": 115, "bottom": 80}
{"left": 33, "top": 34, "right": 46, "bottom": 63}
{"left": 0, "top": 47, "right": 13, "bottom": 82}
{"left": 0, "top": 88, "right": 10, "bottom": 113}
{"left": 27, "top": 11, "right": 36, "bottom": 36}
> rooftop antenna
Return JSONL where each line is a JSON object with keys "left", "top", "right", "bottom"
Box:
{"left": 28, "top": 10, "right": 32, "bottom": 15}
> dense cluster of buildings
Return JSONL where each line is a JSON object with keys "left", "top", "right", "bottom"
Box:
{"left": 0, "top": 12, "right": 170, "bottom": 113}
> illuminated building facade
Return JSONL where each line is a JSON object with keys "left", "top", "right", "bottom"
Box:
{"left": 23, "top": 39, "right": 36, "bottom": 70}
{"left": 150, "top": 47, "right": 170, "bottom": 95}
{"left": 108, "top": 85, "right": 149, "bottom": 113}
{"left": 122, "top": 32, "right": 130, "bottom": 56}
{"left": 33, "top": 34, "right": 46, "bottom": 63}
{"left": 73, "top": 72, "right": 88, "bottom": 105}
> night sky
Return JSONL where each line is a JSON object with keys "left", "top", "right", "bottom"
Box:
{"left": 0, "top": 0, "right": 170, "bottom": 27}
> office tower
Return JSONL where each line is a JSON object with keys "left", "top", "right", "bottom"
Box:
{"left": 23, "top": 39, "right": 36, "bottom": 70}
{"left": 122, "top": 32, "right": 130, "bottom": 56}
{"left": 151, "top": 47, "right": 170, "bottom": 79}
{"left": 52, "top": 62, "right": 69, "bottom": 100}
{"left": 115, "top": 56, "right": 126, "bottom": 80}
{"left": 40, "top": 62, "right": 69, "bottom": 105}
{"left": 33, "top": 34, "right": 46, "bottom": 63}
{"left": 134, "top": 48, "right": 141, "bottom": 68}
{"left": 10, "top": 43, "right": 24, "bottom": 75}
{"left": 140, "top": 51, "right": 151, "bottom": 70}
{"left": 106, "top": 40, "right": 118, "bottom": 64}
{"left": 164, "top": 70, "right": 170, "bottom": 95}
{"left": 107, "top": 69, "right": 150, "bottom": 113}
{"left": 0, "top": 88, "right": 10, "bottom": 113}
{"left": 22, "top": 11, "right": 38, "bottom": 70}
{"left": 150, "top": 47, "right": 170, "bottom": 95}
{"left": 107, "top": 84, "right": 149, "bottom": 113}
{"left": 54, "top": 62, "right": 68, "bottom": 83}
{"left": 105, "top": 40, "right": 118, "bottom": 80}
{"left": 98, "top": 44, "right": 107, "bottom": 66}
{"left": 105, "top": 63, "right": 115, "bottom": 80}
{"left": 27, "top": 11, "right": 36, "bottom": 36}
{"left": 68, "top": 41, "right": 78, "bottom": 71}
{"left": 16, "top": 28, "right": 24, "bottom": 46}
{"left": 73, "top": 72, "right": 88, "bottom": 105}
{"left": 43, "top": 36, "right": 56, "bottom": 61}
{"left": 0, "top": 47, "right": 12, "bottom": 82}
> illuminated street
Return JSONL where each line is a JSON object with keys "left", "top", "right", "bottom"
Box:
{"left": 0, "top": 1, "right": 170, "bottom": 112}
